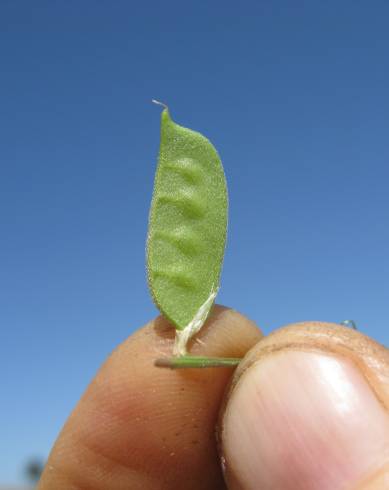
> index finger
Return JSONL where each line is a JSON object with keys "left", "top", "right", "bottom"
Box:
{"left": 38, "top": 305, "right": 262, "bottom": 490}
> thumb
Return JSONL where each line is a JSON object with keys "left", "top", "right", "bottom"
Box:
{"left": 219, "top": 322, "right": 389, "bottom": 490}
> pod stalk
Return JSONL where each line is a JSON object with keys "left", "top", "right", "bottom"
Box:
{"left": 154, "top": 355, "right": 241, "bottom": 369}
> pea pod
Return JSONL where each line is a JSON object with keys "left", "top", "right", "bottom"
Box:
{"left": 147, "top": 105, "right": 228, "bottom": 355}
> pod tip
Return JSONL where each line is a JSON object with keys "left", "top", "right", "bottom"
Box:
{"left": 151, "top": 99, "right": 169, "bottom": 110}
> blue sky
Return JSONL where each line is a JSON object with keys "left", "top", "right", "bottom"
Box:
{"left": 1, "top": 1, "right": 388, "bottom": 484}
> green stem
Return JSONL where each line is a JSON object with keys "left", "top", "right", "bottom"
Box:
{"left": 154, "top": 355, "right": 242, "bottom": 369}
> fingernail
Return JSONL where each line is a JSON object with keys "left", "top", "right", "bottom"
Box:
{"left": 222, "top": 351, "right": 389, "bottom": 490}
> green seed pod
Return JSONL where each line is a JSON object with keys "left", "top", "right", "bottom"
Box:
{"left": 147, "top": 105, "right": 228, "bottom": 355}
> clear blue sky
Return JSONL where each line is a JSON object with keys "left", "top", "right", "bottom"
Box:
{"left": 1, "top": 1, "right": 388, "bottom": 484}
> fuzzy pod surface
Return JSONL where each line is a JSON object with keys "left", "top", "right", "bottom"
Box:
{"left": 147, "top": 108, "right": 228, "bottom": 331}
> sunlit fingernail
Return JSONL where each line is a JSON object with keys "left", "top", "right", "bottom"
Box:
{"left": 222, "top": 351, "right": 389, "bottom": 490}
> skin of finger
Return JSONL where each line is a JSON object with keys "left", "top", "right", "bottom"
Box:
{"left": 353, "top": 461, "right": 389, "bottom": 489}
{"left": 218, "top": 322, "right": 389, "bottom": 490}
{"left": 38, "top": 305, "right": 262, "bottom": 490}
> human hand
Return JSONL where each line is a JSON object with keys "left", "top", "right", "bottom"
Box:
{"left": 38, "top": 306, "right": 389, "bottom": 489}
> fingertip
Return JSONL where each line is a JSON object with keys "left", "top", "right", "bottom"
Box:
{"left": 220, "top": 323, "right": 389, "bottom": 490}
{"left": 39, "top": 305, "right": 262, "bottom": 490}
